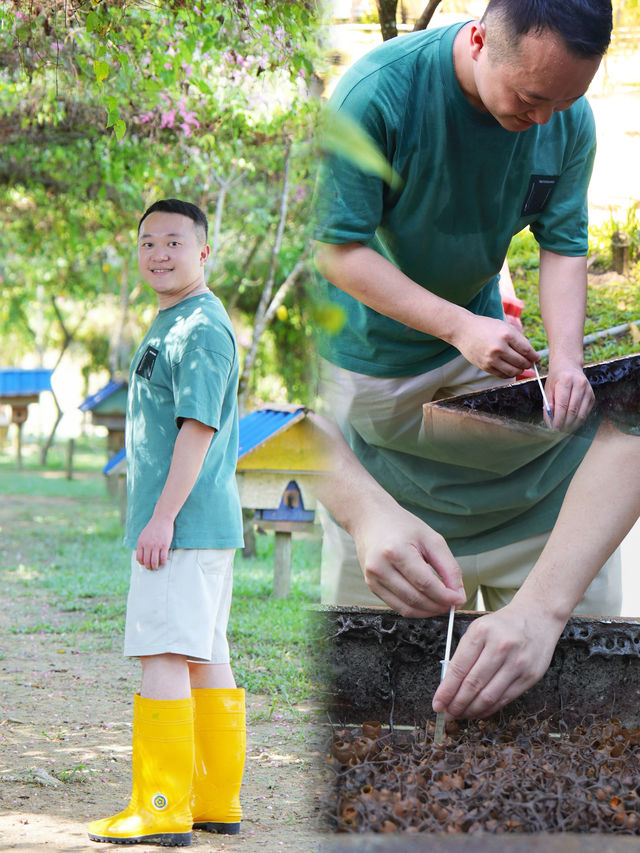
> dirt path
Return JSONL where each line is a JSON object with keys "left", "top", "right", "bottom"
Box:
{"left": 0, "top": 512, "right": 331, "bottom": 852}
{"left": 0, "top": 636, "right": 330, "bottom": 852}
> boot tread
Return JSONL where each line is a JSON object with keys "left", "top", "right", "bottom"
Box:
{"left": 193, "top": 820, "right": 240, "bottom": 835}
{"left": 88, "top": 830, "right": 191, "bottom": 846}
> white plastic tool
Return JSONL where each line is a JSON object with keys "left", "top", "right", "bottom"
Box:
{"left": 434, "top": 604, "right": 456, "bottom": 744}
{"left": 533, "top": 362, "right": 553, "bottom": 421}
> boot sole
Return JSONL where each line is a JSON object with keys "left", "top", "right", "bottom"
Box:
{"left": 88, "top": 830, "right": 191, "bottom": 846}
{"left": 193, "top": 821, "right": 240, "bottom": 835}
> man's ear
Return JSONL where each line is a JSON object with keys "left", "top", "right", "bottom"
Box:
{"left": 469, "top": 21, "right": 487, "bottom": 62}
{"left": 200, "top": 244, "right": 211, "bottom": 265}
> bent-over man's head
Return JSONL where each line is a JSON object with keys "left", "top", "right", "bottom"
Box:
{"left": 458, "top": 0, "right": 611, "bottom": 132}
{"left": 481, "top": 0, "right": 612, "bottom": 63}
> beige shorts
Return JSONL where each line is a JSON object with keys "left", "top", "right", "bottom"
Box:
{"left": 123, "top": 548, "right": 235, "bottom": 663}
{"left": 320, "top": 510, "right": 622, "bottom": 617}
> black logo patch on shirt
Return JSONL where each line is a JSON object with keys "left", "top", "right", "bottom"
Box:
{"left": 135, "top": 345, "right": 159, "bottom": 380}
{"left": 521, "top": 174, "right": 559, "bottom": 216}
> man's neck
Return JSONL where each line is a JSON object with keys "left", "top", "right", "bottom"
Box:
{"left": 156, "top": 281, "right": 209, "bottom": 310}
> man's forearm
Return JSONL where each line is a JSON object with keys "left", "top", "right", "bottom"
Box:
{"left": 537, "top": 250, "right": 593, "bottom": 428}
{"left": 512, "top": 418, "right": 640, "bottom": 621}
{"left": 314, "top": 241, "right": 466, "bottom": 343}
{"left": 152, "top": 418, "right": 215, "bottom": 524}
{"left": 538, "top": 249, "right": 587, "bottom": 367}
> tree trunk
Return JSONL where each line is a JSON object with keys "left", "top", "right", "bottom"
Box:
{"left": 209, "top": 164, "right": 242, "bottom": 270}
{"left": 109, "top": 254, "right": 130, "bottom": 379}
{"left": 376, "top": 0, "right": 398, "bottom": 40}
{"left": 413, "top": 0, "right": 444, "bottom": 31}
{"left": 40, "top": 296, "right": 75, "bottom": 466}
{"left": 237, "top": 137, "right": 292, "bottom": 415}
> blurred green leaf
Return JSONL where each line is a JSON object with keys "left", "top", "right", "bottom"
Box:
{"left": 93, "top": 59, "right": 109, "bottom": 84}
{"left": 321, "top": 109, "right": 403, "bottom": 190}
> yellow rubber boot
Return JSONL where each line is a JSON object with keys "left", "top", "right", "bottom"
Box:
{"left": 88, "top": 694, "right": 194, "bottom": 847}
{"left": 191, "top": 688, "right": 245, "bottom": 834}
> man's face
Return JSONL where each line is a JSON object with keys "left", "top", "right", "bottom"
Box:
{"left": 470, "top": 24, "right": 602, "bottom": 132}
{"left": 137, "top": 211, "right": 209, "bottom": 307}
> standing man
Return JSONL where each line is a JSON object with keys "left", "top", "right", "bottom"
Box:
{"left": 89, "top": 199, "right": 245, "bottom": 846}
{"left": 313, "top": 0, "right": 621, "bottom": 621}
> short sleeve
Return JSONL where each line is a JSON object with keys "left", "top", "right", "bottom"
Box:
{"left": 530, "top": 100, "right": 596, "bottom": 256}
{"left": 171, "top": 342, "right": 233, "bottom": 431}
{"left": 313, "top": 78, "right": 393, "bottom": 246}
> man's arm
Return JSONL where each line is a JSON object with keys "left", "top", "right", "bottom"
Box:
{"left": 433, "top": 418, "right": 640, "bottom": 719}
{"left": 136, "top": 418, "right": 215, "bottom": 570}
{"left": 308, "top": 413, "right": 466, "bottom": 617}
{"left": 314, "top": 241, "right": 538, "bottom": 379}
{"left": 538, "top": 249, "right": 595, "bottom": 430}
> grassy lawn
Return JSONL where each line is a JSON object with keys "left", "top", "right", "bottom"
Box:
{"left": 0, "top": 436, "right": 321, "bottom": 707}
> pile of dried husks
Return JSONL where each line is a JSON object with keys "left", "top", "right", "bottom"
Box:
{"left": 326, "top": 715, "right": 640, "bottom": 834}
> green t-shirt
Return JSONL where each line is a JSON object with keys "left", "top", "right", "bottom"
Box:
{"left": 124, "top": 291, "right": 244, "bottom": 550}
{"left": 314, "top": 22, "right": 596, "bottom": 378}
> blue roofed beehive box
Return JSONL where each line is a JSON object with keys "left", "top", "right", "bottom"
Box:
{"left": 79, "top": 380, "right": 127, "bottom": 457}
{"left": 79, "top": 380, "right": 127, "bottom": 424}
{"left": 0, "top": 368, "right": 53, "bottom": 431}
{"left": 236, "top": 404, "right": 329, "bottom": 510}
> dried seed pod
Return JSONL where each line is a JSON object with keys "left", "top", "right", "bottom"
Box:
{"left": 331, "top": 739, "right": 353, "bottom": 764}
{"left": 393, "top": 799, "right": 413, "bottom": 820}
{"left": 353, "top": 736, "right": 375, "bottom": 761}
{"left": 340, "top": 804, "right": 359, "bottom": 829}
{"left": 362, "top": 721, "right": 382, "bottom": 740}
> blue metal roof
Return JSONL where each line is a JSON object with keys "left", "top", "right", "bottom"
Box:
{"left": 79, "top": 380, "right": 127, "bottom": 412}
{"left": 238, "top": 407, "right": 305, "bottom": 459}
{"left": 0, "top": 368, "right": 52, "bottom": 396}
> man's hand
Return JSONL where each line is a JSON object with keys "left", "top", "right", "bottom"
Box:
{"left": 545, "top": 359, "right": 594, "bottom": 431}
{"left": 449, "top": 314, "right": 538, "bottom": 379}
{"left": 352, "top": 505, "right": 466, "bottom": 618}
{"left": 432, "top": 602, "right": 565, "bottom": 719}
{"left": 136, "top": 513, "right": 174, "bottom": 571}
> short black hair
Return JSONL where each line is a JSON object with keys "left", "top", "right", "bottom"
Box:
{"left": 482, "top": 0, "right": 612, "bottom": 58}
{"left": 138, "top": 198, "right": 208, "bottom": 241}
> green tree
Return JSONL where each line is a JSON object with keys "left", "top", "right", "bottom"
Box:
{"left": 0, "top": 0, "right": 324, "bottom": 456}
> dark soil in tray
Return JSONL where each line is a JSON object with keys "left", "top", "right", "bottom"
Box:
{"left": 325, "top": 715, "right": 640, "bottom": 835}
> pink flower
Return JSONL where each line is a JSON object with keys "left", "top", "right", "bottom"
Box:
{"left": 160, "top": 109, "right": 176, "bottom": 128}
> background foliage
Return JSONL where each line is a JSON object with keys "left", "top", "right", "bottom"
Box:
{"left": 0, "top": 0, "right": 325, "bottom": 416}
